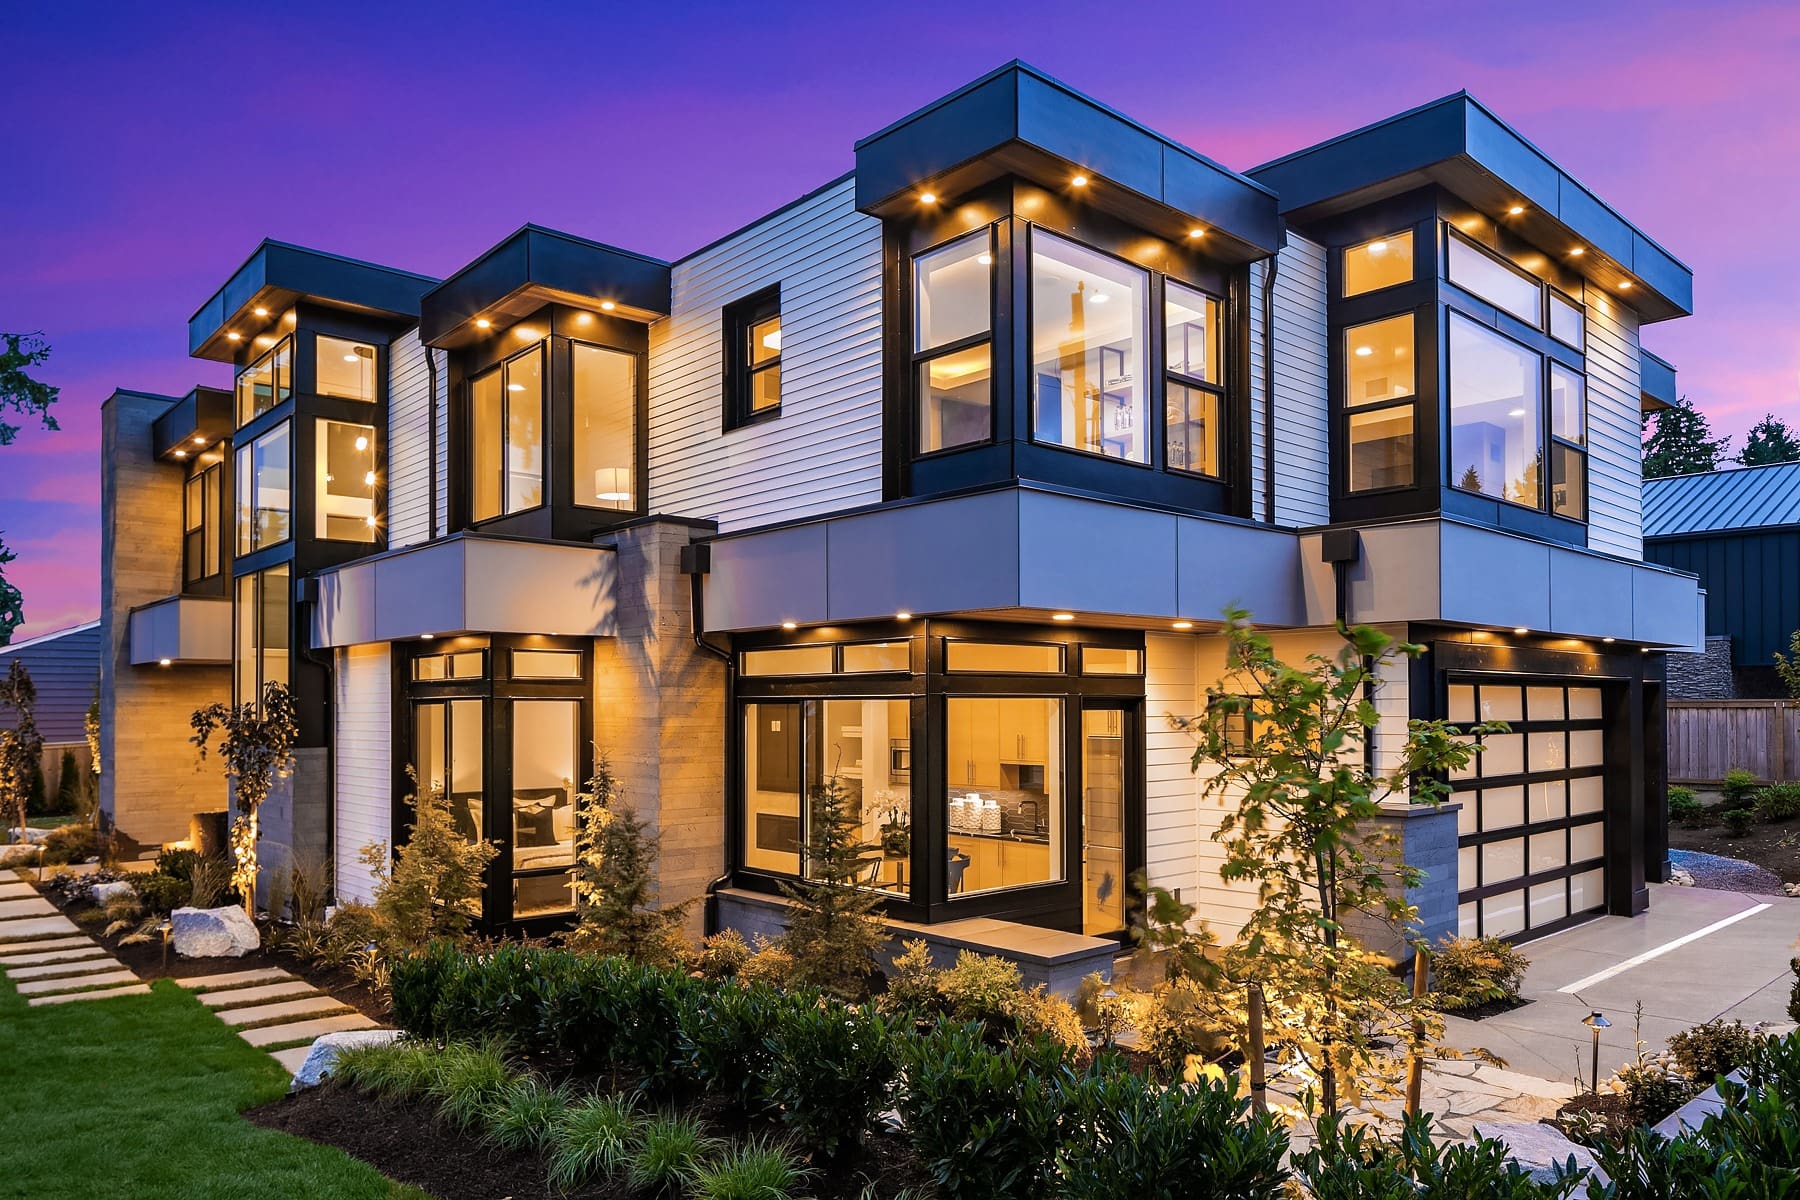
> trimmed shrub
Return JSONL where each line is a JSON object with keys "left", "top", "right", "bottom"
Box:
{"left": 1432, "top": 935, "right": 1531, "bottom": 1010}
{"left": 1295, "top": 1115, "right": 1576, "bottom": 1200}
{"left": 1722, "top": 807, "right": 1755, "bottom": 836}
{"left": 881, "top": 945, "right": 1088, "bottom": 1051}
{"left": 688, "top": 929, "right": 752, "bottom": 980}
{"left": 628, "top": 1114, "right": 718, "bottom": 1197}
{"left": 1668, "top": 1018, "right": 1760, "bottom": 1085}
{"left": 132, "top": 871, "right": 191, "bottom": 915}
{"left": 895, "top": 1023, "right": 1071, "bottom": 1200}
{"left": 684, "top": 1137, "right": 812, "bottom": 1200}
{"left": 765, "top": 1001, "right": 895, "bottom": 1161}
{"left": 389, "top": 940, "right": 471, "bottom": 1039}
{"left": 548, "top": 1094, "right": 641, "bottom": 1190}
{"left": 676, "top": 978, "right": 799, "bottom": 1112}
{"left": 1722, "top": 768, "right": 1759, "bottom": 809}
{"left": 1666, "top": 787, "right": 1704, "bottom": 824}
{"left": 1615, "top": 1057, "right": 1701, "bottom": 1127}
{"left": 1754, "top": 782, "right": 1800, "bottom": 823}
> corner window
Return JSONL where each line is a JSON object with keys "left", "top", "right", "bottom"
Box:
{"left": 914, "top": 230, "right": 993, "bottom": 454}
{"left": 1548, "top": 291, "right": 1585, "bottom": 350}
{"left": 1550, "top": 363, "right": 1587, "bottom": 520}
{"left": 316, "top": 336, "right": 378, "bottom": 402}
{"left": 469, "top": 345, "right": 544, "bottom": 522}
{"left": 571, "top": 342, "right": 637, "bottom": 512}
{"left": 1342, "top": 231, "right": 1414, "bottom": 297}
{"left": 316, "top": 419, "right": 378, "bottom": 542}
{"left": 235, "top": 337, "right": 291, "bottom": 427}
{"left": 1449, "top": 314, "right": 1543, "bottom": 509}
{"left": 1165, "top": 281, "right": 1224, "bottom": 478}
{"left": 511, "top": 698, "right": 581, "bottom": 917}
{"left": 234, "top": 564, "right": 289, "bottom": 707}
{"left": 946, "top": 696, "right": 1064, "bottom": 893}
{"left": 235, "top": 420, "right": 291, "bottom": 554}
{"left": 724, "top": 287, "right": 781, "bottom": 429}
{"left": 1342, "top": 314, "right": 1416, "bottom": 492}
{"left": 414, "top": 698, "right": 485, "bottom": 846}
{"left": 183, "top": 462, "right": 222, "bottom": 585}
{"left": 1447, "top": 233, "right": 1543, "bottom": 328}
{"left": 1030, "top": 230, "right": 1150, "bottom": 464}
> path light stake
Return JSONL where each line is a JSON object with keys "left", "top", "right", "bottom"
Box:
{"left": 1404, "top": 944, "right": 1429, "bottom": 1118}
{"left": 1247, "top": 982, "right": 1268, "bottom": 1114}
{"left": 1582, "top": 1010, "right": 1611, "bottom": 1094}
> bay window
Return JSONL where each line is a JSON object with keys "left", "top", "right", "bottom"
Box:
{"left": 233, "top": 564, "right": 289, "bottom": 706}
{"left": 1343, "top": 314, "right": 1417, "bottom": 492}
{"left": 1030, "top": 230, "right": 1149, "bottom": 464}
{"left": 511, "top": 699, "right": 580, "bottom": 917}
{"left": 235, "top": 420, "right": 291, "bottom": 553}
{"left": 1165, "top": 281, "right": 1224, "bottom": 477}
{"left": 571, "top": 342, "right": 636, "bottom": 512}
{"left": 316, "top": 419, "right": 378, "bottom": 541}
{"left": 914, "top": 229, "right": 993, "bottom": 453}
{"left": 235, "top": 337, "right": 291, "bottom": 427}
{"left": 470, "top": 345, "right": 544, "bottom": 521}
{"left": 1449, "top": 315, "right": 1544, "bottom": 508}
{"left": 1448, "top": 232, "right": 1543, "bottom": 327}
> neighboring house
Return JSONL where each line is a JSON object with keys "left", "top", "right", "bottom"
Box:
{"left": 1645, "top": 461, "right": 1800, "bottom": 698}
{"left": 0, "top": 620, "right": 100, "bottom": 803}
{"left": 97, "top": 63, "right": 1701, "bottom": 956}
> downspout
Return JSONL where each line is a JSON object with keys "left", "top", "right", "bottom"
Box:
{"left": 297, "top": 587, "right": 336, "bottom": 905}
{"left": 680, "top": 541, "right": 734, "bottom": 934}
{"left": 424, "top": 345, "right": 441, "bottom": 539}
{"left": 1261, "top": 241, "right": 1282, "bottom": 525}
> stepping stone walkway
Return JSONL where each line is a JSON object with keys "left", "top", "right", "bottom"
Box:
{"left": 173, "top": 968, "right": 388, "bottom": 1076}
{"left": 0, "top": 892, "right": 146, "bottom": 1007}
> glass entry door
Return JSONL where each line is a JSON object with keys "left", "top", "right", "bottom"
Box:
{"left": 1081, "top": 705, "right": 1130, "bottom": 935}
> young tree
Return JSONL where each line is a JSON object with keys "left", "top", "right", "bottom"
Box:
{"left": 0, "top": 661, "right": 42, "bottom": 840}
{"left": 1175, "top": 611, "right": 1497, "bottom": 1117}
{"left": 566, "top": 752, "right": 694, "bottom": 966}
{"left": 361, "top": 769, "right": 497, "bottom": 952}
{"left": 1642, "top": 395, "right": 1730, "bottom": 478}
{"left": 1773, "top": 630, "right": 1800, "bottom": 701}
{"left": 0, "top": 333, "right": 62, "bottom": 646}
{"left": 191, "top": 682, "right": 300, "bottom": 918}
{"left": 780, "top": 774, "right": 887, "bottom": 999}
{"left": 1738, "top": 413, "right": 1800, "bottom": 467}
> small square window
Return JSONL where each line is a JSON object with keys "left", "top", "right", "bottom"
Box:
{"left": 1342, "top": 231, "right": 1414, "bottom": 297}
{"left": 724, "top": 287, "right": 781, "bottom": 430}
{"left": 1208, "top": 694, "right": 1259, "bottom": 756}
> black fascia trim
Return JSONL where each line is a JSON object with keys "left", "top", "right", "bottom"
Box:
{"left": 853, "top": 61, "right": 1279, "bottom": 261}
{"left": 151, "top": 385, "right": 232, "bottom": 460}
{"left": 1247, "top": 93, "right": 1692, "bottom": 322}
{"left": 420, "top": 225, "right": 672, "bottom": 347}
{"left": 189, "top": 240, "right": 438, "bottom": 360}
{"left": 1640, "top": 349, "right": 1678, "bottom": 408}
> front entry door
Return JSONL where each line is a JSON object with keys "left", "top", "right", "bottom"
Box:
{"left": 1081, "top": 704, "right": 1131, "bottom": 936}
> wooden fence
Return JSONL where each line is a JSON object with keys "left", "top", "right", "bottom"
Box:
{"left": 1668, "top": 700, "right": 1800, "bottom": 785}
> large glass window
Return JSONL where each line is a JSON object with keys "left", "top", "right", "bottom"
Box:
{"left": 1165, "top": 281, "right": 1224, "bottom": 477}
{"left": 512, "top": 699, "right": 580, "bottom": 917}
{"left": 571, "top": 342, "right": 636, "bottom": 512}
{"left": 235, "top": 420, "right": 291, "bottom": 553}
{"left": 233, "top": 564, "right": 289, "bottom": 707}
{"left": 1343, "top": 231, "right": 1414, "bottom": 297}
{"left": 415, "top": 699, "right": 485, "bottom": 849}
{"left": 946, "top": 697, "right": 1063, "bottom": 894}
{"left": 469, "top": 345, "right": 543, "bottom": 521}
{"left": 914, "top": 230, "right": 993, "bottom": 454}
{"left": 1548, "top": 291, "right": 1585, "bottom": 349}
{"left": 235, "top": 337, "right": 291, "bottom": 427}
{"left": 316, "top": 336, "right": 377, "bottom": 402}
{"left": 1448, "top": 234, "right": 1543, "bottom": 328}
{"left": 1449, "top": 314, "right": 1544, "bottom": 509}
{"left": 316, "top": 419, "right": 377, "bottom": 541}
{"left": 1550, "top": 362, "right": 1587, "bottom": 520}
{"left": 183, "top": 462, "right": 222, "bottom": 585}
{"left": 1031, "top": 230, "right": 1149, "bottom": 464}
{"left": 1343, "top": 314, "right": 1416, "bottom": 492}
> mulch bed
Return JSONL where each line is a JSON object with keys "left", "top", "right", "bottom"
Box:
{"left": 247, "top": 1081, "right": 933, "bottom": 1200}
{"left": 1549, "top": 1090, "right": 1636, "bottom": 1146}
{"left": 1669, "top": 821, "right": 1800, "bottom": 887}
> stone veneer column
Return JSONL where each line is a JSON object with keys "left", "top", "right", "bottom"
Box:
{"left": 98, "top": 390, "right": 231, "bottom": 852}
{"left": 591, "top": 519, "right": 728, "bottom": 935}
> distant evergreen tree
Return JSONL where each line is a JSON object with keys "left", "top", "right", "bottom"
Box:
{"left": 1642, "top": 395, "right": 1730, "bottom": 478}
{"left": 1738, "top": 413, "right": 1800, "bottom": 467}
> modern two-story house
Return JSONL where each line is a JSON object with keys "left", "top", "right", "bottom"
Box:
{"left": 98, "top": 63, "right": 1701, "bottom": 962}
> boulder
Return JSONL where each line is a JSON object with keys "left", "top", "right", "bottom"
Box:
{"left": 90, "top": 880, "right": 137, "bottom": 906}
{"left": 291, "top": 1029, "right": 403, "bottom": 1091}
{"left": 0, "top": 842, "right": 41, "bottom": 866}
{"left": 1784, "top": 882, "right": 1800, "bottom": 898}
{"left": 1669, "top": 867, "right": 1696, "bottom": 887}
{"left": 1471, "top": 1120, "right": 1607, "bottom": 1187}
{"left": 170, "top": 904, "right": 261, "bottom": 958}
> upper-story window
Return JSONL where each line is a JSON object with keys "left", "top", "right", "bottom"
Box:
{"left": 1449, "top": 315, "right": 1542, "bottom": 506}
{"left": 234, "top": 563, "right": 289, "bottom": 707}
{"left": 1165, "top": 282, "right": 1224, "bottom": 478}
{"left": 183, "top": 461, "right": 223, "bottom": 586}
{"left": 723, "top": 287, "right": 781, "bottom": 430}
{"left": 316, "top": 336, "right": 378, "bottom": 402}
{"left": 316, "top": 418, "right": 378, "bottom": 541}
{"left": 1343, "top": 313, "right": 1417, "bottom": 492}
{"left": 1030, "top": 230, "right": 1150, "bottom": 465}
{"left": 470, "top": 344, "right": 544, "bottom": 522}
{"left": 571, "top": 342, "right": 635, "bottom": 512}
{"left": 1447, "top": 232, "right": 1543, "bottom": 327}
{"left": 1549, "top": 363, "right": 1587, "bottom": 520}
{"left": 1548, "top": 290, "right": 1585, "bottom": 350}
{"left": 1342, "top": 231, "right": 1414, "bottom": 297}
{"left": 914, "top": 229, "right": 993, "bottom": 454}
{"left": 235, "top": 420, "right": 291, "bottom": 554}
{"left": 235, "top": 337, "right": 291, "bottom": 427}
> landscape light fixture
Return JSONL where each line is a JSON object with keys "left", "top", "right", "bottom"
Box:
{"left": 1582, "top": 1011, "right": 1611, "bottom": 1093}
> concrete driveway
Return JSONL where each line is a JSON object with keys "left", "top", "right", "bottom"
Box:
{"left": 1442, "top": 884, "right": 1799, "bottom": 1085}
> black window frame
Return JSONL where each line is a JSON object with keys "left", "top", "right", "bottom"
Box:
{"left": 1445, "top": 227, "right": 1547, "bottom": 330}
{"left": 1340, "top": 228, "right": 1418, "bottom": 300}
{"left": 1548, "top": 360, "right": 1588, "bottom": 522}
{"left": 1162, "top": 278, "right": 1229, "bottom": 481}
{"left": 183, "top": 459, "right": 224, "bottom": 589}
{"left": 232, "top": 562, "right": 290, "bottom": 710}
{"left": 467, "top": 342, "right": 547, "bottom": 524}
{"left": 722, "top": 285, "right": 783, "bottom": 431}
{"left": 911, "top": 226, "right": 998, "bottom": 459}
{"left": 234, "top": 335, "right": 293, "bottom": 429}
{"left": 1340, "top": 310, "right": 1421, "bottom": 496}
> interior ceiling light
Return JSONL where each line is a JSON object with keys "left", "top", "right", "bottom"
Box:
{"left": 1369, "top": 240, "right": 1388, "bottom": 253}
{"left": 1508, "top": 204, "right": 1525, "bottom": 215}
{"left": 600, "top": 300, "right": 616, "bottom": 311}
{"left": 354, "top": 436, "right": 368, "bottom": 451}
{"left": 343, "top": 353, "right": 359, "bottom": 362}
{"left": 977, "top": 253, "right": 993, "bottom": 266}
{"left": 507, "top": 382, "right": 525, "bottom": 392}
{"left": 365, "top": 515, "right": 377, "bottom": 527}
{"left": 1052, "top": 612, "right": 1075, "bottom": 622}
{"left": 475, "top": 318, "right": 491, "bottom": 329}
{"left": 1071, "top": 174, "right": 1089, "bottom": 187}
{"left": 1354, "top": 345, "right": 1373, "bottom": 357}
{"left": 1090, "top": 292, "right": 1110, "bottom": 304}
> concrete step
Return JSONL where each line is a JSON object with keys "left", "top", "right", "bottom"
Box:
{"left": 240, "top": 1012, "right": 380, "bottom": 1048}
{"left": 14, "top": 969, "right": 140, "bottom": 996}
{"left": 271, "top": 1045, "right": 315, "bottom": 1076}
{"left": 0, "top": 898, "right": 57, "bottom": 920}
{"left": 217, "top": 996, "right": 350, "bottom": 1028}
{"left": 0, "top": 916, "right": 81, "bottom": 942}
{"left": 5, "top": 957, "right": 125, "bottom": 981}
{"left": 28, "top": 983, "right": 152, "bottom": 1006}
{"left": 199, "top": 982, "right": 319, "bottom": 1010}
{"left": 174, "top": 967, "right": 298, "bottom": 991}
{"left": 0, "top": 942, "right": 106, "bottom": 965}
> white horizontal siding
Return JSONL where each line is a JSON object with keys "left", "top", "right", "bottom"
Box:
{"left": 387, "top": 329, "right": 434, "bottom": 549}
{"left": 1269, "top": 235, "right": 1331, "bottom": 527}
{"left": 648, "top": 178, "right": 884, "bottom": 530}
{"left": 1584, "top": 291, "right": 1643, "bottom": 558}
{"left": 1248, "top": 261, "right": 1268, "bottom": 519}
{"left": 333, "top": 643, "right": 391, "bottom": 905}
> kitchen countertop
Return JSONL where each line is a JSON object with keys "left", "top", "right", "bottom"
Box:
{"left": 947, "top": 828, "right": 1050, "bottom": 845}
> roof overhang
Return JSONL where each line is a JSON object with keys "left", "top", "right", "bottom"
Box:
{"left": 311, "top": 533, "right": 617, "bottom": 648}
{"left": 1249, "top": 93, "right": 1693, "bottom": 323}
{"left": 1640, "top": 350, "right": 1678, "bottom": 414}
{"left": 854, "top": 62, "right": 1281, "bottom": 265}
{"left": 150, "top": 386, "right": 232, "bottom": 463}
{"left": 419, "top": 225, "right": 672, "bottom": 349}
{"left": 128, "top": 595, "right": 232, "bottom": 666}
{"left": 188, "top": 240, "right": 438, "bottom": 362}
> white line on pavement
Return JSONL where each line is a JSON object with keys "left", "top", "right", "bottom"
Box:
{"left": 1558, "top": 902, "right": 1773, "bottom": 994}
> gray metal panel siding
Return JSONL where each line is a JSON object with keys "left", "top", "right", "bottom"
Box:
{"left": 387, "top": 328, "right": 433, "bottom": 548}
{"left": 1647, "top": 528, "right": 1800, "bottom": 666}
{"left": 1584, "top": 291, "right": 1644, "bottom": 558}
{"left": 0, "top": 623, "right": 100, "bottom": 744}
{"left": 1269, "top": 234, "right": 1331, "bottom": 527}
{"left": 1644, "top": 462, "right": 1800, "bottom": 538}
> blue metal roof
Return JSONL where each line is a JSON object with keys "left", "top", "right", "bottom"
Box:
{"left": 1643, "top": 462, "right": 1800, "bottom": 538}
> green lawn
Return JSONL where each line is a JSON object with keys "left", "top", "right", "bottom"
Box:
{"left": 0, "top": 973, "right": 423, "bottom": 1199}
{"left": 26, "top": 814, "right": 81, "bottom": 830}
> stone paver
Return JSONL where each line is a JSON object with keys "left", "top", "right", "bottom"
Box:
{"left": 174, "top": 967, "right": 298, "bottom": 991}
{"left": 0, "top": 897, "right": 56, "bottom": 919}
{"left": 6, "top": 957, "right": 127, "bottom": 981}
{"left": 0, "top": 882, "right": 37, "bottom": 900}
{"left": 216, "top": 995, "right": 350, "bottom": 1027}
{"left": 199, "top": 981, "right": 320, "bottom": 1009}
{"left": 14, "top": 969, "right": 140, "bottom": 996}
{"left": 0, "top": 915, "right": 80, "bottom": 941}
{"left": 240, "top": 1011, "right": 379, "bottom": 1047}
{"left": 28, "top": 983, "right": 152, "bottom": 1006}
{"left": 271, "top": 1045, "right": 316, "bottom": 1075}
{"left": 0, "top": 941, "right": 105, "bottom": 965}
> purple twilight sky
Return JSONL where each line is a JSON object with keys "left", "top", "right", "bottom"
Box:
{"left": 3, "top": 0, "right": 1797, "bottom": 640}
